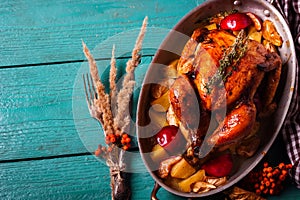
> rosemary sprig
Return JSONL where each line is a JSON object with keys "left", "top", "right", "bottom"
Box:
{"left": 204, "top": 29, "right": 248, "bottom": 94}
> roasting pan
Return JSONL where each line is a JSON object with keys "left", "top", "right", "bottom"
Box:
{"left": 137, "top": 0, "right": 296, "bottom": 198}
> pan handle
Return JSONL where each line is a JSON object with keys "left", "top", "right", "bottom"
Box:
{"left": 151, "top": 182, "right": 161, "bottom": 200}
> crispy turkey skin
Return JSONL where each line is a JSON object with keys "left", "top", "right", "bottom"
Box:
{"left": 170, "top": 28, "right": 282, "bottom": 147}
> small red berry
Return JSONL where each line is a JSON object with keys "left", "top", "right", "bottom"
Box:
{"left": 286, "top": 164, "right": 293, "bottom": 169}
{"left": 110, "top": 136, "right": 116, "bottom": 143}
{"left": 278, "top": 163, "right": 285, "bottom": 169}
{"left": 94, "top": 149, "right": 101, "bottom": 157}
{"left": 123, "top": 145, "right": 129, "bottom": 151}
{"left": 125, "top": 137, "right": 131, "bottom": 143}
{"left": 107, "top": 147, "right": 113, "bottom": 152}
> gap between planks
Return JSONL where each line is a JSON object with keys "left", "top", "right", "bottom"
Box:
{"left": 0, "top": 54, "right": 154, "bottom": 69}
{"left": 0, "top": 147, "right": 140, "bottom": 164}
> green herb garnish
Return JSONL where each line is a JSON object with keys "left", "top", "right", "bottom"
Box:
{"left": 204, "top": 29, "right": 248, "bottom": 94}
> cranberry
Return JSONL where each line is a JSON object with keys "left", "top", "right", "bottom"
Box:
{"left": 220, "top": 13, "right": 252, "bottom": 31}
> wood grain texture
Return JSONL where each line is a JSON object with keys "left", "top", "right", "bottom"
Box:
{"left": 0, "top": 155, "right": 187, "bottom": 200}
{"left": 0, "top": 154, "right": 298, "bottom": 200}
{"left": 0, "top": 0, "right": 200, "bottom": 66}
{"left": 0, "top": 62, "right": 85, "bottom": 160}
{"left": 0, "top": 0, "right": 299, "bottom": 199}
{"left": 0, "top": 54, "right": 153, "bottom": 160}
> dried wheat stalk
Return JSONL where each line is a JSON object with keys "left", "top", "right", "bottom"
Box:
{"left": 113, "top": 16, "right": 148, "bottom": 133}
{"left": 109, "top": 44, "right": 118, "bottom": 116}
{"left": 82, "top": 16, "right": 148, "bottom": 200}
{"left": 82, "top": 42, "right": 115, "bottom": 134}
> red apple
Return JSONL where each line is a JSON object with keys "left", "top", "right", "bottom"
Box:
{"left": 156, "top": 125, "right": 179, "bottom": 147}
{"left": 202, "top": 154, "right": 233, "bottom": 177}
{"left": 220, "top": 13, "right": 252, "bottom": 31}
{"left": 155, "top": 125, "right": 186, "bottom": 155}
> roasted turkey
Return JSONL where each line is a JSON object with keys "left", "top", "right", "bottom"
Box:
{"left": 169, "top": 27, "right": 282, "bottom": 149}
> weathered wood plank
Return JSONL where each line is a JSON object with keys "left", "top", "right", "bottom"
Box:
{"left": 0, "top": 155, "right": 185, "bottom": 200}
{"left": 0, "top": 55, "right": 152, "bottom": 160}
{"left": 0, "top": 62, "right": 84, "bottom": 160}
{"left": 0, "top": 154, "right": 298, "bottom": 200}
{"left": 0, "top": 0, "right": 202, "bottom": 66}
{"left": 1, "top": 1, "right": 299, "bottom": 198}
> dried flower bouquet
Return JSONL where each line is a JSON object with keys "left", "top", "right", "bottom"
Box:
{"left": 82, "top": 17, "right": 148, "bottom": 200}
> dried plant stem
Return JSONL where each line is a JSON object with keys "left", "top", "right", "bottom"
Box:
{"left": 114, "top": 16, "right": 148, "bottom": 132}
{"left": 82, "top": 41, "right": 100, "bottom": 85}
{"left": 82, "top": 41, "right": 114, "bottom": 134}
{"left": 110, "top": 44, "right": 118, "bottom": 116}
{"left": 82, "top": 16, "right": 148, "bottom": 200}
{"left": 113, "top": 80, "right": 135, "bottom": 133}
{"left": 126, "top": 16, "right": 148, "bottom": 73}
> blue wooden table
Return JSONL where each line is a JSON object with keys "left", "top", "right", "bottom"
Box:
{"left": 0, "top": 0, "right": 299, "bottom": 199}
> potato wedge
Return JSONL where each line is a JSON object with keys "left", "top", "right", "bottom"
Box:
{"left": 170, "top": 158, "right": 196, "bottom": 179}
{"left": 165, "top": 176, "right": 182, "bottom": 191}
{"left": 178, "top": 170, "right": 205, "bottom": 192}
{"left": 150, "top": 144, "right": 170, "bottom": 163}
{"left": 246, "top": 12, "right": 262, "bottom": 31}
{"left": 249, "top": 31, "right": 262, "bottom": 43}
{"left": 168, "top": 59, "right": 178, "bottom": 70}
{"left": 205, "top": 23, "right": 217, "bottom": 30}
{"left": 248, "top": 25, "right": 257, "bottom": 35}
{"left": 247, "top": 26, "right": 262, "bottom": 43}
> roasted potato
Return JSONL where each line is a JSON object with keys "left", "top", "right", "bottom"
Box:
{"left": 178, "top": 170, "right": 205, "bottom": 192}
{"left": 170, "top": 158, "right": 196, "bottom": 179}
{"left": 150, "top": 144, "right": 170, "bottom": 163}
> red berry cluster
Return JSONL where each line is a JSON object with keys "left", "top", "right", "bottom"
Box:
{"left": 94, "top": 131, "right": 132, "bottom": 156}
{"left": 240, "top": 162, "right": 293, "bottom": 196}
{"left": 105, "top": 133, "right": 118, "bottom": 144}
{"left": 120, "top": 133, "right": 131, "bottom": 151}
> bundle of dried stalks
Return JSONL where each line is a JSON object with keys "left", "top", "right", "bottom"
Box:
{"left": 82, "top": 16, "right": 148, "bottom": 200}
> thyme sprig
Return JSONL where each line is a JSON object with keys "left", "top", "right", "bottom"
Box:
{"left": 204, "top": 29, "right": 248, "bottom": 94}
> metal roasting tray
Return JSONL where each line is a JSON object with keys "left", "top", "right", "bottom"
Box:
{"left": 137, "top": 0, "right": 296, "bottom": 198}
